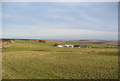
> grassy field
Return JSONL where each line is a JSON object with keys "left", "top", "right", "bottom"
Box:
{"left": 2, "top": 40, "right": 118, "bottom": 79}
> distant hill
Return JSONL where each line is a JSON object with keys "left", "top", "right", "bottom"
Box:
{"left": 67, "top": 40, "right": 118, "bottom": 46}
{"left": 0, "top": 38, "right": 118, "bottom": 46}
{"left": 0, "top": 38, "right": 64, "bottom": 44}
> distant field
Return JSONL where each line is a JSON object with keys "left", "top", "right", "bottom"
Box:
{"left": 2, "top": 40, "right": 118, "bottom": 79}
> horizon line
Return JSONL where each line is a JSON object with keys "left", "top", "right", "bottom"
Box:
{"left": 0, "top": 37, "right": 118, "bottom": 41}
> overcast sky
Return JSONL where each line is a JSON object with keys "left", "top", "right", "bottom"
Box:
{"left": 2, "top": 2, "right": 118, "bottom": 40}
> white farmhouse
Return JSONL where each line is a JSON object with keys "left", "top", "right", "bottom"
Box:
{"left": 63, "top": 44, "right": 74, "bottom": 47}
{"left": 57, "top": 45, "right": 64, "bottom": 47}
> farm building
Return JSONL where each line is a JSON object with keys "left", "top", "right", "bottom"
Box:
{"left": 74, "top": 45, "right": 80, "bottom": 47}
{"left": 56, "top": 44, "right": 92, "bottom": 48}
{"left": 57, "top": 45, "right": 64, "bottom": 47}
{"left": 63, "top": 44, "right": 74, "bottom": 47}
{"left": 57, "top": 44, "right": 74, "bottom": 47}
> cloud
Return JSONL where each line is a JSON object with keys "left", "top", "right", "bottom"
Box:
{"left": 2, "top": 2, "right": 118, "bottom": 40}
{"left": 0, "top": 3, "right": 2, "bottom": 38}
{"left": 3, "top": 25, "right": 118, "bottom": 40}
{"left": 2, "top": 0, "right": 119, "bottom": 2}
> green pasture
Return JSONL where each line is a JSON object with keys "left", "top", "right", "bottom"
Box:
{"left": 2, "top": 40, "right": 118, "bottom": 79}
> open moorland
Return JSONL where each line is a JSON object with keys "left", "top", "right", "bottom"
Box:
{"left": 1, "top": 39, "right": 118, "bottom": 79}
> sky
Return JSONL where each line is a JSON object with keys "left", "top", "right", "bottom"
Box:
{"left": 2, "top": 0, "right": 119, "bottom": 2}
{"left": 2, "top": 2, "right": 118, "bottom": 40}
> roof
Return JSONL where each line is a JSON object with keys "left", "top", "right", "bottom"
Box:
{"left": 64, "top": 44, "right": 74, "bottom": 46}
{"left": 57, "top": 45, "right": 63, "bottom": 46}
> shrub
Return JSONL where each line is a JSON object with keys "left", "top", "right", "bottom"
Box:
{"left": 54, "top": 43, "right": 59, "bottom": 46}
{"left": 39, "top": 40, "right": 46, "bottom": 43}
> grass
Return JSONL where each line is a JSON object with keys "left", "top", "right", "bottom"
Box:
{"left": 2, "top": 40, "right": 118, "bottom": 79}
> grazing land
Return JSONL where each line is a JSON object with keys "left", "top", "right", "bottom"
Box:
{"left": 2, "top": 39, "right": 118, "bottom": 79}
